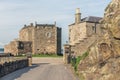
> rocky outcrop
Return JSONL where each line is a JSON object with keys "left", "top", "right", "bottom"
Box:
{"left": 78, "top": 0, "right": 120, "bottom": 80}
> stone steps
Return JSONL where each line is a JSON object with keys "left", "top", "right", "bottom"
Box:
{"left": 75, "top": 35, "right": 98, "bottom": 56}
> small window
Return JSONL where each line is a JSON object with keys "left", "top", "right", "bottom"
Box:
{"left": 92, "top": 26, "right": 96, "bottom": 33}
{"left": 92, "top": 26, "right": 95, "bottom": 31}
{"left": 21, "top": 43, "right": 24, "bottom": 47}
{"left": 46, "top": 32, "right": 51, "bottom": 38}
{"left": 18, "top": 42, "right": 24, "bottom": 49}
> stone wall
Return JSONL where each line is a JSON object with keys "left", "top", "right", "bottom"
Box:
{"left": 33, "top": 26, "right": 56, "bottom": 54}
{"left": 69, "top": 21, "right": 101, "bottom": 46}
{"left": 74, "top": 35, "right": 100, "bottom": 56}
{"left": 63, "top": 44, "right": 71, "bottom": 64}
{"left": 69, "top": 21, "right": 102, "bottom": 56}
{"left": 18, "top": 41, "right": 32, "bottom": 55}
{"left": 0, "top": 57, "right": 28, "bottom": 77}
{"left": 77, "top": 0, "right": 120, "bottom": 80}
{"left": 86, "top": 22, "right": 102, "bottom": 36}
{"left": 19, "top": 24, "right": 34, "bottom": 41}
{"left": 4, "top": 40, "right": 32, "bottom": 56}
{"left": 4, "top": 41, "right": 18, "bottom": 55}
{"left": 69, "top": 22, "right": 87, "bottom": 45}
{"left": 6, "top": 23, "right": 62, "bottom": 55}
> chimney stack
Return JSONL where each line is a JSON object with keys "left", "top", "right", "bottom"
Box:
{"left": 75, "top": 8, "right": 81, "bottom": 24}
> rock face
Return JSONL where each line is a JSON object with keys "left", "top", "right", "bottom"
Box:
{"left": 78, "top": 0, "right": 120, "bottom": 80}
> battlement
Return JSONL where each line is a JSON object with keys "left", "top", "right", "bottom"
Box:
{"left": 35, "top": 24, "right": 56, "bottom": 29}
{"left": 21, "top": 23, "right": 57, "bottom": 30}
{"left": 36, "top": 24, "right": 55, "bottom": 27}
{"left": 21, "top": 23, "right": 34, "bottom": 30}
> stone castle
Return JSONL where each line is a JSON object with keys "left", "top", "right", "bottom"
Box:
{"left": 4, "top": 23, "right": 61, "bottom": 55}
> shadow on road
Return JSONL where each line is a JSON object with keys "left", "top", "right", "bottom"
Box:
{"left": 0, "top": 63, "right": 50, "bottom": 80}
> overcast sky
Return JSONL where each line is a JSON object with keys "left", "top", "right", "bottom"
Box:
{"left": 0, "top": 0, "right": 111, "bottom": 48}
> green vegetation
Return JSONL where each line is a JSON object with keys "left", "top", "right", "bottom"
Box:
{"left": 74, "top": 56, "right": 81, "bottom": 71}
{"left": 71, "top": 51, "right": 89, "bottom": 71}
{"left": 71, "top": 51, "right": 89, "bottom": 80}
{"left": 81, "top": 51, "right": 89, "bottom": 60}
{"left": 15, "top": 53, "right": 63, "bottom": 58}
{"left": 71, "top": 56, "right": 81, "bottom": 71}
{"left": 32, "top": 54, "right": 63, "bottom": 57}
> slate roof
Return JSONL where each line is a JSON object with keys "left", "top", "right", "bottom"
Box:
{"left": 69, "top": 16, "right": 102, "bottom": 26}
{"left": 81, "top": 16, "right": 102, "bottom": 23}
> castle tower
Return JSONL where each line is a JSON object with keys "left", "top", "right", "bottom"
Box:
{"left": 75, "top": 8, "right": 81, "bottom": 24}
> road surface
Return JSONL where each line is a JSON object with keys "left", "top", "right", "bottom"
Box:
{"left": 0, "top": 57, "right": 77, "bottom": 80}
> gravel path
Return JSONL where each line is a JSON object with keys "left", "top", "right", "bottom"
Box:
{"left": 0, "top": 57, "right": 77, "bottom": 80}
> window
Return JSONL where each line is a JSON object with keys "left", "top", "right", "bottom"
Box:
{"left": 46, "top": 32, "right": 51, "bottom": 38}
{"left": 92, "top": 26, "right": 95, "bottom": 31}
{"left": 92, "top": 26, "right": 96, "bottom": 33}
{"left": 20, "top": 43, "right": 24, "bottom": 47}
{"left": 18, "top": 42, "right": 24, "bottom": 49}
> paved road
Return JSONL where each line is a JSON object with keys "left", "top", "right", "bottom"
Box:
{"left": 0, "top": 57, "right": 77, "bottom": 80}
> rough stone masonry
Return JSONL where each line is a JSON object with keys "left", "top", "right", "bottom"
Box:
{"left": 4, "top": 23, "right": 62, "bottom": 55}
{"left": 77, "top": 0, "right": 120, "bottom": 80}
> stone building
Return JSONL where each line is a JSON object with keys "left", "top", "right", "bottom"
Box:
{"left": 68, "top": 8, "right": 102, "bottom": 56}
{"left": 69, "top": 8, "right": 102, "bottom": 45}
{"left": 4, "top": 40, "right": 32, "bottom": 55}
{"left": 4, "top": 23, "right": 61, "bottom": 55}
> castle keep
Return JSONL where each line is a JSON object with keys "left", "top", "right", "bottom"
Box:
{"left": 4, "top": 23, "right": 61, "bottom": 55}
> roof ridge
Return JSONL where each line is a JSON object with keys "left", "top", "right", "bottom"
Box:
{"left": 88, "top": 16, "right": 102, "bottom": 18}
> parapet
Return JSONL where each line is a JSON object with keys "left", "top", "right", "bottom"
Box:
{"left": 21, "top": 23, "right": 34, "bottom": 30}
{"left": 20, "top": 22, "right": 61, "bottom": 30}
{"left": 35, "top": 24, "right": 56, "bottom": 29}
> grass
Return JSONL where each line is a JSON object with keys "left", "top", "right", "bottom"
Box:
{"left": 74, "top": 56, "right": 81, "bottom": 71}
{"left": 32, "top": 54, "right": 63, "bottom": 58}
{"left": 71, "top": 51, "right": 89, "bottom": 71}
{"left": 71, "top": 51, "right": 89, "bottom": 80}
{"left": 15, "top": 53, "right": 63, "bottom": 58}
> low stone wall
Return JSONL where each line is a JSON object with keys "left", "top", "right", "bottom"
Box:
{"left": 0, "top": 57, "right": 28, "bottom": 77}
